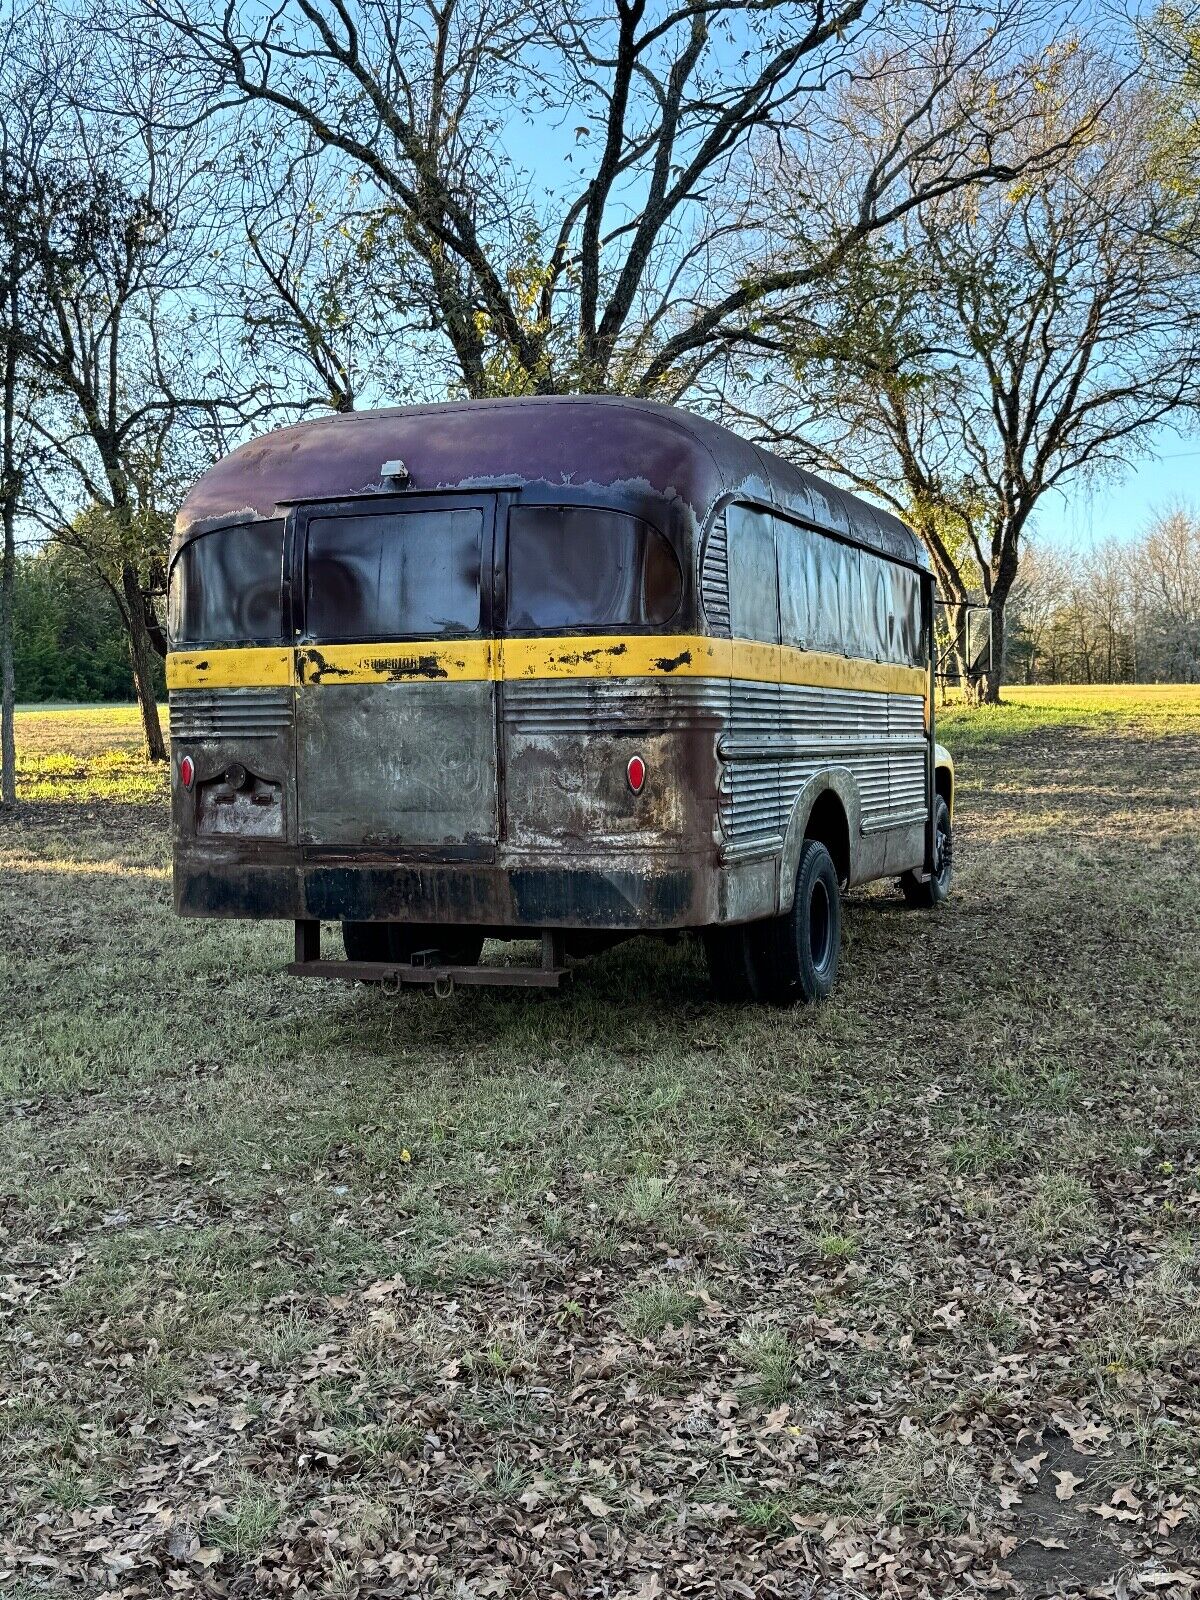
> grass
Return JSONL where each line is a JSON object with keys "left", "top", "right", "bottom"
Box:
{"left": 2, "top": 687, "right": 1199, "bottom": 1594}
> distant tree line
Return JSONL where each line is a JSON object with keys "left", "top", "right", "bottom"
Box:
{"left": 1004, "top": 507, "right": 1200, "bottom": 685}
{"left": 12, "top": 546, "right": 156, "bottom": 703}
{"left": 1, "top": 0, "right": 1199, "bottom": 799}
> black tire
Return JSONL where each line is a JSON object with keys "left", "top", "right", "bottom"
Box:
{"left": 341, "top": 922, "right": 485, "bottom": 965}
{"left": 901, "top": 794, "right": 953, "bottom": 909}
{"left": 702, "top": 924, "right": 765, "bottom": 1003}
{"left": 757, "top": 838, "right": 842, "bottom": 1006}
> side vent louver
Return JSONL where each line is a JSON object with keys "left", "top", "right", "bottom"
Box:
{"left": 169, "top": 688, "right": 293, "bottom": 741}
{"left": 700, "top": 513, "right": 731, "bottom": 634}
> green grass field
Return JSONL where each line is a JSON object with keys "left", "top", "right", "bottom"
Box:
{"left": 2, "top": 690, "right": 1198, "bottom": 1597}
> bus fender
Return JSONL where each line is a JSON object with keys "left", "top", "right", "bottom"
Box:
{"left": 777, "top": 769, "right": 862, "bottom": 913}
{"left": 934, "top": 744, "right": 955, "bottom": 816}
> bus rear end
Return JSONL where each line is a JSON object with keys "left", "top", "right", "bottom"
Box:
{"left": 167, "top": 490, "right": 726, "bottom": 973}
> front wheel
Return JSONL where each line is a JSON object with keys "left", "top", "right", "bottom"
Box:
{"left": 901, "top": 794, "right": 953, "bottom": 909}
{"left": 757, "top": 838, "right": 842, "bottom": 1006}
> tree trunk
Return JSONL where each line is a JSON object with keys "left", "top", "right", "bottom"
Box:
{"left": 0, "top": 491, "right": 14, "bottom": 807}
{"left": 982, "top": 600, "right": 1005, "bottom": 704}
{"left": 0, "top": 278, "right": 16, "bottom": 808}
{"left": 122, "top": 560, "right": 167, "bottom": 761}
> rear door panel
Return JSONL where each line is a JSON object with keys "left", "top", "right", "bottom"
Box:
{"left": 292, "top": 494, "right": 499, "bottom": 858}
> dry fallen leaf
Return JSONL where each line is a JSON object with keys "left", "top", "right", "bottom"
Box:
{"left": 1054, "top": 1469, "right": 1084, "bottom": 1501}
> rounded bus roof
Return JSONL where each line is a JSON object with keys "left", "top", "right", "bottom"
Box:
{"left": 174, "top": 396, "right": 928, "bottom": 571}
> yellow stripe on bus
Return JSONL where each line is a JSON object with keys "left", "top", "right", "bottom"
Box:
{"left": 166, "top": 636, "right": 928, "bottom": 697}
{"left": 295, "top": 639, "right": 496, "bottom": 685}
{"left": 777, "top": 644, "right": 926, "bottom": 696}
{"left": 500, "top": 634, "right": 730, "bottom": 680}
{"left": 166, "top": 647, "right": 293, "bottom": 690}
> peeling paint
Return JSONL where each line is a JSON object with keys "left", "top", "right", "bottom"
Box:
{"left": 367, "top": 654, "right": 451, "bottom": 681}
{"left": 653, "top": 649, "right": 693, "bottom": 672}
{"left": 551, "top": 642, "right": 628, "bottom": 667}
{"left": 299, "top": 648, "right": 355, "bottom": 683}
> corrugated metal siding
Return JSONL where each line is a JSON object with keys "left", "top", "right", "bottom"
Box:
{"left": 718, "top": 685, "right": 928, "bottom": 851}
{"left": 502, "top": 677, "right": 726, "bottom": 732}
{"left": 700, "top": 515, "right": 731, "bottom": 633}
{"left": 169, "top": 688, "right": 293, "bottom": 741}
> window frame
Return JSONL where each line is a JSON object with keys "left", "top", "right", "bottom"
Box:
{"left": 724, "top": 501, "right": 782, "bottom": 647}
{"left": 705, "top": 493, "right": 930, "bottom": 668}
{"left": 288, "top": 492, "right": 498, "bottom": 645}
{"left": 167, "top": 516, "right": 287, "bottom": 649}
{"left": 500, "top": 499, "right": 685, "bottom": 637}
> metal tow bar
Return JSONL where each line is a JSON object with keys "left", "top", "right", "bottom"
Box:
{"left": 286, "top": 924, "right": 572, "bottom": 991}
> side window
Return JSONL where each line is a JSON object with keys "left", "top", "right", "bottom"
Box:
{"left": 898, "top": 564, "right": 927, "bottom": 665}
{"left": 168, "top": 519, "right": 284, "bottom": 647}
{"left": 380, "top": 509, "right": 481, "bottom": 635}
{"left": 306, "top": 509, "right": 482, "bottom": 640}
{"left": 306, "top": 515, "right": 384, "bottom": 639}
{"left": 506, "top": 505, "right": 681, "bottom": 630}
{"left": 777, "top": 518, "right": 824, "bottom": 650}
{"left": 726, "top": 504, "right": 779, "bottom": 644}
{"left": 773, "top": 514, "right": 927, "bottom": 666}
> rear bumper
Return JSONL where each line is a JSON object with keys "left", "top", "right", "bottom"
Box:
{"left": 173, "top": 846, "right": 775, "bottom": 931}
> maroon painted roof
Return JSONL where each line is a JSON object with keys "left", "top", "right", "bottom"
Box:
{"left": 175, "top": 396, "right": 926, "bottom": 569}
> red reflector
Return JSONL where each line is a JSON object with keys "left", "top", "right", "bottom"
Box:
{"left": 179, "top": 755, "right": 195, "bottom": 790}
{"left": 627, "top": 754, "right": 646, "bottom": 794}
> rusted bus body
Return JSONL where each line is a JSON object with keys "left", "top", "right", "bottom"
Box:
{"left": 167, "top": 397, "right": 954, "bottom": 996}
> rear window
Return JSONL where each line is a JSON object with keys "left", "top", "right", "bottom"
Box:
{"left": 168, "top": 520, "right": 284, "bottom": 647}
{"left": 506, "top": 506, "right": 682, "bottom": 630}
{"left": 305, "top": 508, "right": 483, "bottom": 640}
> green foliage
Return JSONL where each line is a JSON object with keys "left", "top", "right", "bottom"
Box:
{"left": 12, "top": 545, "right": 160, "bottom": 703}
{"left": 1142, "top": 4, "right": 1200, "bottom": 197}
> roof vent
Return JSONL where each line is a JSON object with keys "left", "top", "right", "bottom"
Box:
{"left": 381, "top": 458, "right": 410, "bottom": 483}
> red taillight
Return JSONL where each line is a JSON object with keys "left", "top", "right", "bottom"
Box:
{"left": 179, "top": 754, "right": 195, "bottom": 790}
{"left": 626, "top": 754, "right": 646, "bottom": 794}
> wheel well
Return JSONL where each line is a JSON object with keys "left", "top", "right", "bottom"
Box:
{"left": 935, "top": 764, "right": 953, "bottom": 813}
{"left": 805, "top": 789, "right": 850, "bottom": 886}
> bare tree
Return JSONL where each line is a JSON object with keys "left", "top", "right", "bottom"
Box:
{"left": 9, "top": 18, "right": 253, "bottom": 758}
{"left": 132, "top": 0, "right": 1093, "bottom": 402}
{"left": 1138, "top": 506, "right": 1200, "bottom": 680}
{"left": 744, "top": 46, "right": 1200, "bottom": 699}
{"left": 1006, "top": 542, "right": 1072, "bottom": 684}
{"left": 230, "top": 147, "right": 417, "bottom": 415}
{"left": 0, "top": 6, "right": 54, "bottom": 804}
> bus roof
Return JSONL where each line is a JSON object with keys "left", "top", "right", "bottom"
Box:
{"left": 174, "top": 396, "right": 928, "bottom": 570}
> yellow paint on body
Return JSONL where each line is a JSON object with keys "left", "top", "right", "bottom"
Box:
{"left": 295, "top": 639, "right": 496, "bottom": 685}
{"left": 500, "top": 633, "right": 729, "bottom": 681}
{"left": 167, "top": 635, "right": 928, "bottom": 697}
{"left": 166, "top": 647, "right": 293, "bottom": 690}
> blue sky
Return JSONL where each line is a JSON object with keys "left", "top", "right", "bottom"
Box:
{"left": 1032, "top": 427, "right": 1200, "bottom": 546}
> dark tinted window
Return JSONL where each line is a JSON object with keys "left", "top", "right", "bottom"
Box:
{"left": 306, "top": 508, "right": 482, "bottom": 639}
{"left": 168, "top": 520, "right": 284, "bottom": 646}
{"left": 506, "top": 506, "right": 682, "bottom": 630}
{"left": 776, "top": 516, "right": 926, "bottom": 666}
{"left": 727, "top": 504, "right": 779, "bottom": 644}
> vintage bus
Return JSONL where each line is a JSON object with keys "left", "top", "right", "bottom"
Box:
{"left": 167, "top": 397, "right": 953, "bottom": 1003}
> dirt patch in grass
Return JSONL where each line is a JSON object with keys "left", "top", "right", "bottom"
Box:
{"left": 1, "top": 697, "right": 1198, "bottom": 1597}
